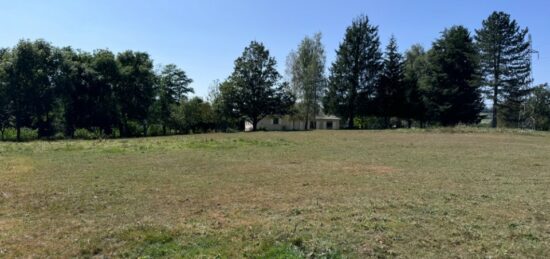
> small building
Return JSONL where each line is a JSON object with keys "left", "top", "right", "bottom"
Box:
{"left": 245, "top": 115, "right": 340, "bottom": 131}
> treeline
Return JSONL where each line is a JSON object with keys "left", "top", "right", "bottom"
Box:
{"left": 0, "top": 42, "right": 232, "bottom": 141}
{"left": 213, "top": 11, "right": 550, "bottom": 132}
{"left": 2, "top": 11, "right": 550, "bottom": 141}
{"left": 322, "top": 12, "right": 545, "bottom": 129}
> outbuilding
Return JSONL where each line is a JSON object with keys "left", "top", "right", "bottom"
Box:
{"left": 245, "top": 115, "right": 340, "bottom": 131}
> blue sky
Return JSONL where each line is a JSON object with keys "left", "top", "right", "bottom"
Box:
{"left": 2, "top": 0, "right": 549, "bottom": 98}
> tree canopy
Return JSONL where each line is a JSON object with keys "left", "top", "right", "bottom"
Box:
{"left": 476, "top": 11, "right": 532, "bottom": 128}
{"left": 424, "top": 26, "right": 484, "bottom": 126}
{"left": 0, "top": 10, "right": 548, "bottom": 140}
{"left": 222, "top": 41, "right": 295, "bottom": 131}
{"left": 324, "top": 15, "right": 383, "bottom": 128}
{"left": 287, "top": 32, "right": 326, "bottom": 129}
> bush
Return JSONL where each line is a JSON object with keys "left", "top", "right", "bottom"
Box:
{"left": 126, "top": 121, "right": 144, "bottom": 137}
{"left": 50, "top": 132, "right": 66, "bottom": 141}
{"left": 74, "top": 128, "right": 102, "bottom": 140}
{"left": 354, "top": 117, "right": 387, "bottom": 129}
{"left": 148, "top": 124, "right": 164, "bottom": 136}
{"left": 1, "top": 127, "right": 39, "bottom": 141}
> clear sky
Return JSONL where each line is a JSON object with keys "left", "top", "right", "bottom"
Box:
{"left": 2, "top": 0, "right": 549, "bottom": 98}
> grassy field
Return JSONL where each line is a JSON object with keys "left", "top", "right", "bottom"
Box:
{"left": 1, "top": 129, "right": 550, "bottom": 258}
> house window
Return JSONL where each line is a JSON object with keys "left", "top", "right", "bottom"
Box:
{"left": 326, "top": 121, "right": 333, "bottom": 129}
{"left": 272, "top": 118, "right": 279, "bottom": 125}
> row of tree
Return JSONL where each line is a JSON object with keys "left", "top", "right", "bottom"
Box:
{"left": 0, "top": 40, "right": 225, "bottom": 141}
{"left": 1, "top": 11, "right": 549, "bottom": 141}
{"left": 322, "top": 12, "right": 537, "bottom": 129}
{"left": 212, "top": 11, "right": 545, "bottom": 131}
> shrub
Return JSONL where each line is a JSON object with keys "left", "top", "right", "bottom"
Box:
{"left": 50, "top": 132, "right": 66, "bottom": 141}
{"left": 74, "top": 128, "right": 102, "bottom": 140}
{"left": 126, "top": 121, "right": 143, "bottom": 137}
{"left": 1, "top": 127, "right": 39, "bottom": 141}
{"left": 148, "top": 124, "right": 164, "bottom": 136}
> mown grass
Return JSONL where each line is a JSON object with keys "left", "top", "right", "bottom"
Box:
{"left": 1, "top": 129, "right": 550, "bottom": 258}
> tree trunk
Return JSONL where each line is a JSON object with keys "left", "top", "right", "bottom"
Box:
{"left": 348, "top": 109, "right": 354, "bottom": 129}
{"left": 252, "top": 119, "right": 258, "bottom": 131}
{"left": 16, "top": 126, "right": 21, "bottom": 142}
{"left": 162, "top": 125, "right": 167, "bottom": 136}
{"left": 143, "top": 121, "right": 148, "bottom": 137}
{"left": 119, "top": 124, "right": 125, "bottom": 138}
{"left": 492, "top": 84, "right": 498, "bottom": 128}
{"left": 492, "top": 53, "right": 500, "bottom": 129}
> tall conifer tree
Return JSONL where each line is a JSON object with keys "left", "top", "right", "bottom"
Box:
{"left": 376, "top": 36, "right": 405, "bottom": 127}
{"left": 476, "top": 11, "right": 532, "bottom": 128}
{"left": 425, "top": 26, "right": 484, "bottom": 126}
{"left": 324, "top": 15, "right": 383, "bottom": 128}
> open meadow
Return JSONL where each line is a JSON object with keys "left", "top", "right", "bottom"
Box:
{"left": 1, "top": 129, "right": 550, "bottom": 258}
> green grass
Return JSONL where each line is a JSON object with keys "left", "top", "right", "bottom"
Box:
{"left": 1, "top": 129, "right": 550, "bottom": 257}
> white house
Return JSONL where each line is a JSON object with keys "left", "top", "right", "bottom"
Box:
{"left": 245, "top": 115, "right": 340, "bottom": 131}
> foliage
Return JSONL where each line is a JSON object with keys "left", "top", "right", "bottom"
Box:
{"left": 170, "top": 97, "right": 215, "bottom": 134}
{"left": 475, "top": 11, "right": 532, "bottom": 128}
{"left": 208, "top": 79, "right": 244, "bottom": 131}
{"left": 73, "top": 128, "right": 103, "bottom": 140}
{"left": 56, "top": 48, "right": 118, "bottom": 137}
{"left": 423, "top": 26, "right": 484, "bottom": 126}
{"left": 375, "top": 36, "right": 406, "bottom": 127}
{"left": 523, "top": 84, "right": 550, "bottom": 130}
{"left": 0, "top": 11, "right": 545, "bottom": 136}
{"left": 115, "top": 51, "right": 156, "bottom": 137}
{"left": 2, "top": 40, "right": 58, "bottom": 140}
{"left": 224, "top": 41, "right": 295, "bottom": 131}
{"left": 324, "top": 15, "right": 383, "bottom": 128}
{"left": 156, "top": 64, "right": 194, "bottom": 135}
{"left": 403, "top": 44, "right": 430, "bottom": 126}
{"left": 1, "top": 127, "right": 38, "bottom": 141}
{"left": 286, "top": 32, "right": 326, "bottom": 129}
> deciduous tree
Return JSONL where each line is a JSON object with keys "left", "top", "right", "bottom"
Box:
{"left": 226, "top": 41, "right": 295, "bottom": 131}
{"left": 403, "top": 44, "right": 429, "bottom": 127}
{"left": 286, "top": 32, "right": 326, "bottom": 129}
{"left": 157, "top": 64, "right": 193, "bottom": 135}
{"left": 115, "top": 51, "right": 156, "bottom": 137}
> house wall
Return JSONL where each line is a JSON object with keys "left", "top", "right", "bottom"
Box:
{"left": 245, "top": 116, "right": 340, "bottom": 131}
{"left": 316, "top": 119, "right": 340, "bottom": 130}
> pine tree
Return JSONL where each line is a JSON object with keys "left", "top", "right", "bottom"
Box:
{"left": 425, "top": 26, "right": 484, "bottom": 126}
{"left": 375, "top": 36, "right": 405, "bottom": 128}
{"left": 475, "top": 11, "right": 532, "bottom": 128}
{"left": 324, "top": 15, "right": 383, "bottom": 128}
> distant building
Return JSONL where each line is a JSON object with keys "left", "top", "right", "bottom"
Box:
{"left": 245, "top": 114, "right": 341, "bottom": 131}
